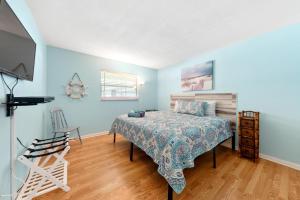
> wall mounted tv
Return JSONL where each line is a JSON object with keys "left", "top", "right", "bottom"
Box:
{"left": 0, "top": 0, "right": 36, "bottom": 81}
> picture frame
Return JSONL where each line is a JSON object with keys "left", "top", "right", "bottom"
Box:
{"left": 181, "top": 61, "right": 214, "bottom": 91}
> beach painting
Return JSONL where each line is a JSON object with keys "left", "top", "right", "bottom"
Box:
{"left": 181, "top": 61, "right": 214, "bottom": 91}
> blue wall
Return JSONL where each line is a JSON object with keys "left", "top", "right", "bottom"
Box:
{"left": 0, "top": 0, "right": 47, "bottom": 197}
{"left": 158, "top": 24, "right": 300, "bottom": 165}
{"left": 47, "top": 46, "right": 157, "bottom": 135}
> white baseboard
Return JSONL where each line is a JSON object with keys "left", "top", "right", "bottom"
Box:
{"left": 222, "top": 139, "right": 300, "bottom": 171}
{"left": 220, "top": 140, "right": 231, "bottom": 148}
{"left": 220, "top": 139, "right": 239, "bottom": 151}
{"left": 214, "top": 143, "right": 299, "bottom": 171}
{"left": 259, "top": 153, "right": 300, "bottom": 171}
{"left": 81, "top": 131, "right": 109, "bottom": 139}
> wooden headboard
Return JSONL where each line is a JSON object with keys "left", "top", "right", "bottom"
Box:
{"left": 170, "top": 93, "right": 237, "bottom": 130}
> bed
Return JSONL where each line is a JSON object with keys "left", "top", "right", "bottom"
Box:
{"left": 110, "top": 93, "right": 237, "bottom": 200}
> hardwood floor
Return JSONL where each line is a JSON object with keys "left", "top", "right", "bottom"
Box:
{"left": 35, "top": 135, "right": 300, "bottom": 200}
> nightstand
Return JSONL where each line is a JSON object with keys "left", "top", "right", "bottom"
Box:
{"left": 238, "top": 111, "right": 260, "bottom": 162}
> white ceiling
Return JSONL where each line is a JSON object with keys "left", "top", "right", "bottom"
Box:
{"left": 26, "top": 0, "right": 300, "bottom": 69}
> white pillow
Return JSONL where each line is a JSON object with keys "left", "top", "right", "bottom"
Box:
{"left": 205, "top": 101, "right": 216, "bottom": 117}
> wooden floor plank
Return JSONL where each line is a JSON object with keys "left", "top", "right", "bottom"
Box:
{"left": 34, "top": 135, "right": 300, "bottom": 200}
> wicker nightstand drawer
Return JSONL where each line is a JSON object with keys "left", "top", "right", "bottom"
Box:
{"left": 240, "top": 119, "right": 254, "bottom": 129}
{"left": 240, "top": 137, "right": 253, "bottom": 147}
{"left": 240, "top": 146, "right": 254, "bottom": 158}
{"left": 240, "top": 137, "right": 259, "bottom": 147}
{"left": 240, "top": 129, "right": 254, "bottom": 138}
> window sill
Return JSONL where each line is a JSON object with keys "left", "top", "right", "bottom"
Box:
{"left": 101, "top": 97, "right": 139, "bottom": 101}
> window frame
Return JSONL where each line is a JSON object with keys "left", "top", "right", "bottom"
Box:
{"left": 100, "top": 70, "right": 139, "bottom": 101}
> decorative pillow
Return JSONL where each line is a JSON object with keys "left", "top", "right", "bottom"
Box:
{"left": 174, "top": 100, "right": 206, "bottom": 117}
{"left": 204, "top": 101, "right": 216, "bottom": 117}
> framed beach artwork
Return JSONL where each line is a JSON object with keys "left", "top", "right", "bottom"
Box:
{"left": 181, "top": 61, "right": 214, "bottom": 91}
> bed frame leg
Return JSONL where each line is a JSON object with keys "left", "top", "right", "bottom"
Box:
{"left": 231, "top": 131, "right": 236, "bottom": 151}
{"left": 130, "top": 142, "right": 133, "bottom": 161}
{"left": 213, "top": 147, "right": 216, "bottom": 168}
{"left": 168, "top": 184, "right": 173, "bottom": 200}
{"left": 113, "top": 132, "right": 116, "bottom": 143}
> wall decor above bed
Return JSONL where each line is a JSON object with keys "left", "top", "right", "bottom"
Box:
{"left": 181, "top": 60, "right": 214, "bottom": 91}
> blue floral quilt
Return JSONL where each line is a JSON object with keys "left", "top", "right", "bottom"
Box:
{"left": 109, "top": 111, "right": 232, "bottom": 194}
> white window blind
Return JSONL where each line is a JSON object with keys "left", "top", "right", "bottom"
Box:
{"left": 101, "top": 71, "right": 138, "bottom": 100}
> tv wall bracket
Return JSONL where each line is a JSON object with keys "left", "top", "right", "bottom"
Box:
{"left": 5, "top": 94, "right": 55, "bottom": 116}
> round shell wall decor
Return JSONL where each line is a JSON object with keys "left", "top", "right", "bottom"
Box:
{"left": 65, "top": 73, "right": 87, "bottom": 99}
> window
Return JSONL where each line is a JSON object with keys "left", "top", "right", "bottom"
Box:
{"left": 101, "top": 71, "right": 138, "bottom": 100}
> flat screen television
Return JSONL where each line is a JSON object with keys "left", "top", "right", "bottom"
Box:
{"left": 0, "top": 0, "right": 36, "bottom": 81}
